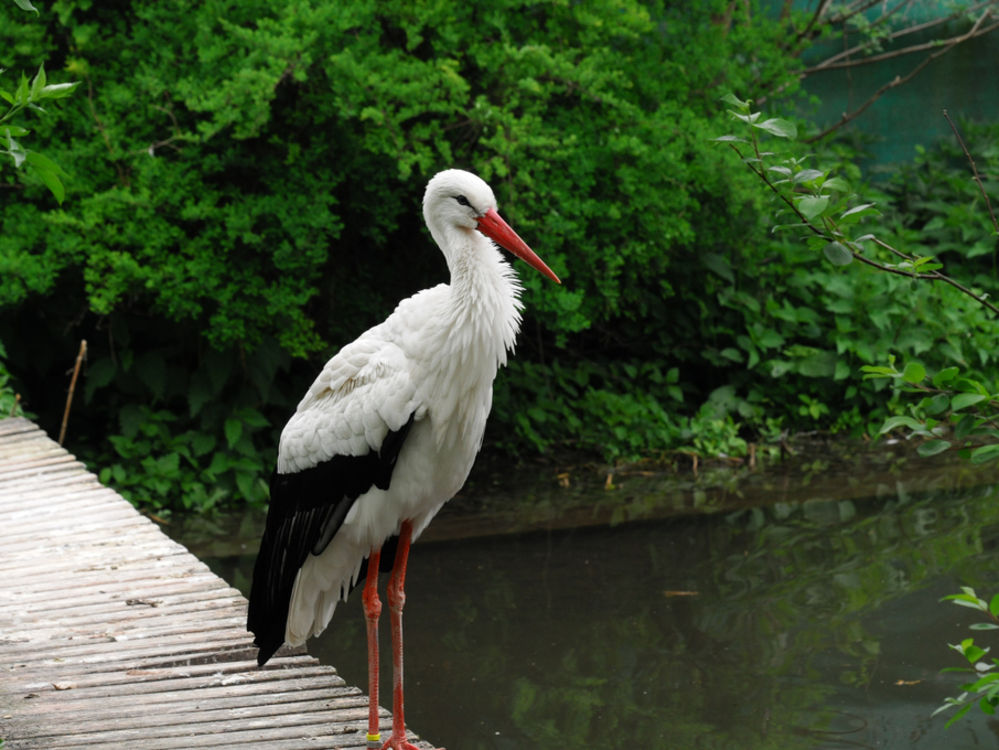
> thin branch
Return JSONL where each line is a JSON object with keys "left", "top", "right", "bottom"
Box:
{"left": 727, "top": 138, "right": 999, "bottom": 317}
{"left": 84, "top": 73, "right": 130, "bottom": 186}
{"left": 868, "top": 238, "right": 999, "bottom": 315}
{"left": 806, "top": 11, "right": 996, "bottom": 142}
{"left": 829, "top": 0, "right": 906, "bottom": 30}
{"left": 797, "top": 0, "right": 833, "bottom": 42}
{"left": 943, "top": 109, "right": 999, "bottom": 239}
{"left": 807, "top": 10, "right": 999, "bottom": 72}
{"left": 802, "top": 1, "right": 996, "bottom": 72}
{"left": 59, "top": 339, "right": 87, "bottom": 446}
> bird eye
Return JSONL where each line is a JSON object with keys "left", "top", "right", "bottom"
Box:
{"left": 454, "top": 195, "right": 471, "bottom": 207}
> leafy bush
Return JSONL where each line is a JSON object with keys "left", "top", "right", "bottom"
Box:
{"left": 2, "top": 1, "right": 996, "bottom": 511}
{"left": 0, "top": 0, "right": 813, "bottom": 510}
{"left": 935, "top": 587, "right": 999, "bottom": 727}
{"left": 718, "top": 96, "right": 999, "bottom": 462}
{"left": 0, "top": 341, "right": 22, "bottom": 418}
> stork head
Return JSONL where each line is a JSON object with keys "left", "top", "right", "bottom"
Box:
{"left": 423, "top": 169, "right": 561, "bottom": 284}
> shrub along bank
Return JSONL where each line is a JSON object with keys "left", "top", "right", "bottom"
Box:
{"left": 1, "top": 1, "right": 996, "bottom": 511}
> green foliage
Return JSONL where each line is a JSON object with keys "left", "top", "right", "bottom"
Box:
{"left": 2, "top": 0, "right": 996, "bottom": 510}
{"left": 720, "top": 97, "right": 999, "bottom": 462}
{"left": 861, "top": 356, "right": 999, "bottom": 463}
{"left": 84, "top": 334, "right": 291, "bottom": 512}
{"left": 98, "top": 404, "right": 271, "bottom": 514}
{"left": 1, "top": 0, "right": 79, "bottom": 205}
{"left": 935, "top": 587, "right": 999, "bottom": 727}
{"left": 0, "top": 340, "right": 22, "bottom": 418}
{"left": 0, "top": 0, "right": 817, "bottom": 510}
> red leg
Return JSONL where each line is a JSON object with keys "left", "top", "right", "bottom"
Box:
{"left": 363, "top": 547, "right": 383, "bottom": 749}
{"left": 380, "top": 521, "right": 444, "bottom": 750}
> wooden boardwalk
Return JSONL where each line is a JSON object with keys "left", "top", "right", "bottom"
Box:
{"left": 0, "top": 418, "right": 434, "bottom": 750}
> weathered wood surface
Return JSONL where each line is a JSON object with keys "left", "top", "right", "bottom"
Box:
{"left": 0, "top": 418, "right": 435, "bottom": 749}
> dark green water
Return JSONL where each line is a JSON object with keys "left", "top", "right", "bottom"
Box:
{"left": 168, "top": 446, "right": 999, "bottom": 748}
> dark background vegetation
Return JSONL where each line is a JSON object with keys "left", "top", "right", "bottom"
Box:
{"left": 2, "top": 0, "right": 999, "bottom": 512}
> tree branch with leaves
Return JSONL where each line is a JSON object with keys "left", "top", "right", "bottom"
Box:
{"left": 2, "top": 0, "right": 79, "bottom": 202}
{"left": 717, "top": 93, "right": 999, "bottom": 465}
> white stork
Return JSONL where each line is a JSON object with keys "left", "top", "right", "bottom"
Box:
{"left": 247, "top": 169, "right": 560, "bottom": 750}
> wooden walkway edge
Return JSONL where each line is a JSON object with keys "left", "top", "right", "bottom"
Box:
{"left": 0, "top": 418, "right": 434, "bottom": 750}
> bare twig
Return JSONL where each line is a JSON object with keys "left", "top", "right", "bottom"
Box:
{"left": 807, "top": 13, "right": 999, "bottom": 72}
{"left": 133, "top": 104, "right": 186, "bottom": 157}
{"left": 827, "top": 0, "right": 895, "bottom": 27}
{"left": 84, "top": 74, "right": 130, "bottom": 186}
{"left": 806, "top": 11, "right": 996, "bottom": 142}
{"left": 943, "top": 109, "right": 999, "bottom": 238}
{"left": 59, "top": 340, "right": 87, "bottom": 446}
{"left": 806, "top": 0, "right": 996, "bottom": 66}
{"left": 797, "top": 0, "right": 833, "bottom": 42}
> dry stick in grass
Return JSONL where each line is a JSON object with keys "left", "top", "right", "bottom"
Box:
{"left": 59, "top": 339, "right": 87, "bottom": 445}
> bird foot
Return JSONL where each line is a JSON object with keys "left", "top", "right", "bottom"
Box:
{"left": 378, "top": 738, "right": 444, "bottom": 750}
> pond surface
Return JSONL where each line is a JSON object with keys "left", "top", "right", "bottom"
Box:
{"left": 167, "top": 442, "right": 999, "bottom": 749}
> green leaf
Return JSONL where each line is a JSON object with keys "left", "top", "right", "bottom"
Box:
{"left": 822, "top": 176, "right": 851, "bottom": 193}
{"left": 753, "top": 117, "right": 797, "bottom": 138}
{"left": 990, "top": 593, "right": 999, "bottom": 618}
{"left": 879, "top": 415, "right": 925, "bottom": 434}
{"left": 981, "top": 695, "right": 998, "bottom": 715}
{"left": 955, "top": 413, "right": 985, "bottom": 440}
{"left": 792, "top": 168, "right": 824, "bottom": 184}
{"left": 963, "top": 644, "right": 987, "bottom": 664}
{"left": 901, "top": 362, "right": 926, "bottom": 384}
{"left": 970, "top": 444, "right": 999, "bottom": 465}
{"left": 839, "top": 202, "right": 879, "bottom": 220}
{"left": 702, "top": 253, "right": 734, "bottom": 282}
{"left": 720, "top": 92, "right": 750, "bottom": 110}
{"left": 861, "top": 364, "right": 899, "bottom": 379}
{"left": 39, "top": 81, "right": 80, "bottom": 100}
{"left": 918, "top": 439, "right": 951, "bottom": 457}
{"left": 190, "top": 432, "right": 217, "bottom": 457}
{"left": 224, "top": 418, "right": 243, "bottom": 449}
{"left": 24, "top": 149, "right": 65, "bottom": 177}
{"left": 25, "top": 150, "right": 66, "bottom": 203}
{"left": 945, "top": 702, "right": 974, "bottom": 728}
{"left": 923, "top": 393, "right": 951, "bottom": 416}
{"left": 14, "top": 72, "right": 30, "bottom": 107}
{"left": 823, "top": 241, "right": 853, "bottom": 266}
{"left": 933, "top": 367, "right": 960, "bottom": 387}
{"left": 796, "top": 195, "right": 830, "bottom": 221}
{"left": 952, "top": 393, "right": 987, "bottom": 411}
{"left": 29, "top": 64, "right": 46, "bottom": 101}
{"left": 944, "top": 593, "right": 987, "bottom": 610}
{"left": 5, "top": 132, "right": 27, "bottom": 168}
{"left": 12, "top": 0, "right": 39, "bottom": 12}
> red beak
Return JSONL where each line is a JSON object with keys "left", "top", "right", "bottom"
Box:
{"left": 476, "top": 208, "right": 561, "bottom": 284}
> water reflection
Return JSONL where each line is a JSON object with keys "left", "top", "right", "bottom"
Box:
{"left": 174, "top": 454, "right": 999, "bottom": 748}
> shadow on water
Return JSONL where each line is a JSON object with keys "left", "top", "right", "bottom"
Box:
{"left": 167, "top": 441, "right": 999, "bottom": 749}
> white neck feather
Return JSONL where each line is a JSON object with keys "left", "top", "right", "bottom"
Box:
{"left": 422, "top": 224, "right": 524, "bottom": 447}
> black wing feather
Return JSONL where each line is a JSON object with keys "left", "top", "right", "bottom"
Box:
{"left": 247, "top": 413, "right": 415, "bottom": 666}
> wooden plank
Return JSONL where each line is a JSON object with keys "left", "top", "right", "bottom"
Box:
{"left": 0, "top": 418, "right": 437, "bottom": 750}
